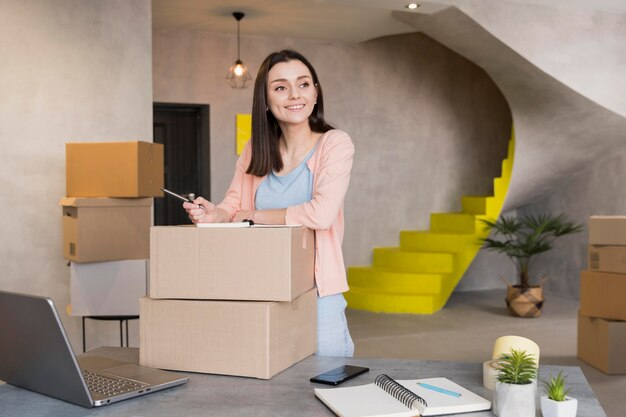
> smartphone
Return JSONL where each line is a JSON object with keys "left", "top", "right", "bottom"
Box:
{"left": 310, "top": 365, "right": 369, "bottom": 386}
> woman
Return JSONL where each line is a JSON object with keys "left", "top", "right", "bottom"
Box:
{"left": 184, "top": 50, "right": 355, "bottom": 357}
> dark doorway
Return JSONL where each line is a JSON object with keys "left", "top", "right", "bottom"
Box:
{"left": 153, "top": 103, "right": 210, "bottom": 226}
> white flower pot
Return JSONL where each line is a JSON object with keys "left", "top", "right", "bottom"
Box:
{"left": 540, "top": 395, "right": 578, "bottom": 417}
{"left": 493, "top": 381, "right": 536, "bottom": 417}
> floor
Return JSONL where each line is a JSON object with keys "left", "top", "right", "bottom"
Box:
{"left": 347, "top": 289, "right": 625, "bottom": 417}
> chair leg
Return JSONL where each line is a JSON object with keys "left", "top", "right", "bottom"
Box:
{"left": 82, "top": 316, "right": 86, "bottom": 353}
{"left": 119, "top": 320, "right": 123, "bottom": 347}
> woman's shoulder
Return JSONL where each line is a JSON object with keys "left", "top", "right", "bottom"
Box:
{"left": 319, "top": 129, "right": 354, "bottom": 151}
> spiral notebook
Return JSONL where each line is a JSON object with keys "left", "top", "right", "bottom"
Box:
{"left": 314, "top": 375, "right": 491, "bottom": 417}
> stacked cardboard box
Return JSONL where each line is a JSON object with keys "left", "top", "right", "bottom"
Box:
{"left": 140, "top": 225, "right": 317, "bottom": 379}
{"left": 578, "top": 216, "right": 626, "bottom": 374}
{"left": 62, "top": 141, "right": 163, "bottom": 316}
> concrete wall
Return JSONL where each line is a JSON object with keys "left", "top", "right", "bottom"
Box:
{"left": 0, "top": 0, "right": 152, "bottom": 351}
{"left": 153, "top": 30, "right": 512, "bottom": 272}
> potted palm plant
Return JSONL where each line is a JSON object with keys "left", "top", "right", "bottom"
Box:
{"left": 540, "top": 372, "right": 577, "bottom": 417}
{"left": 493, "top": 349, "right": 538, "bottom": 417}
{"left": 480, "top": 213, "right": 583, "bottom": 317}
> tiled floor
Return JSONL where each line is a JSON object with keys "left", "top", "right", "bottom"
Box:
{"left": 347, "top": 289, "right": 625, "bottom": 417}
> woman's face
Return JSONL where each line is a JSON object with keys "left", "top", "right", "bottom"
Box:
{"left": 266, "top": 59, "right": 318, "bottom": 128}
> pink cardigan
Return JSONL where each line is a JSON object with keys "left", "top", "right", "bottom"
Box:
{"left": 216, "top": 129, "right": 355, "bottom": 296}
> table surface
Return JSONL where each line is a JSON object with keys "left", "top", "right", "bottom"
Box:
{"left": 0, "top": 347, "right": 606, "bottom": 417}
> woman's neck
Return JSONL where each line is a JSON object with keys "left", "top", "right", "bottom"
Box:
{"left": 279, "top": 123, "right": 319, "bottom": 156}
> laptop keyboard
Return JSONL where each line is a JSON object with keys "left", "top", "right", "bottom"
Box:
{"left": 82, "top": 370, "right": 149, "bottom": 397}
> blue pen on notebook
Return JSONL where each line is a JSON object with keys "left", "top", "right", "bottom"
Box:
{"left": 417, "top": 382, "right": 462, "bottom": 398}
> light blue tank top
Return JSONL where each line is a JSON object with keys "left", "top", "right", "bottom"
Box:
{"left": 255, "top": 144, "right": 317, "bottom": 209}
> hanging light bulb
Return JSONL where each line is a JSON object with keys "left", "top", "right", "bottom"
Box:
{"left": 226, "top": 12, "right": 252, "bottom": 89}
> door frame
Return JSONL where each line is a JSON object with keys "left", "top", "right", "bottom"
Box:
{"left": 153, "top": 102, "right": 210, "bottom": 224}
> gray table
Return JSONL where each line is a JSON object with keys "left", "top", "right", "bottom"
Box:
{"left": 0, "top": 347, "right": 606, "bottom": 417}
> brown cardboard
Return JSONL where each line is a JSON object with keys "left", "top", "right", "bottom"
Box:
{"left": 139, "top": 288, "right": 317, "bottom": 379}
{"left": 589, "top": 216, "right": 626, "bottom": 245}
{"left": 580, "top": 270, "right": 626, "bottom": 321}
{"left": 70, "top": 260, "right": 147, "bottom": 316}
{"left": 149, "top": 225, "right": 314, "bottom": 301}
{"left": 578, "top": 312, "right": 626, "bottom": 374}
{"left": 66, "top": 141, "right": 164, "bottom": 197}
{"left": 589, "top": 245, "right": 626, "bottom": 274}
{"left": 61, "top": 197, "right": 152, "bottom": 263}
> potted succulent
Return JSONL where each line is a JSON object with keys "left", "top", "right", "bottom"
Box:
{"left": 541, "top": 372, "right": 577, "bottom": 417}
{"left": 480, "top": 213, "right": 583, "bottom": 317}
{"left": 493, "top": 349, "right": 538, "bottom": 417}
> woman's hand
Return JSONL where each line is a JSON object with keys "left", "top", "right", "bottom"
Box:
{"left": 183, "top": 196, "right": 220, "bottom": 224}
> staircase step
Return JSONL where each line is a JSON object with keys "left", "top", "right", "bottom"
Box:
{"left": 345, "top": 287, "right": 443, "bottom": 314}
{"left": 501, "top": 159, "right": 513, "bottom": 178}
{"left": 493, "top": 177, "right": 509, "bottom": 199}
{"left": 399, "top": 231, "right": 480, "bottom": 253}
{"left": 373, "top": 247, "right": 454, "bottom": 273}
{"left": 430, "top": 212, "right": 482, "bottom": 234}
{"left": 507, "top": 137, "right": 515, "bottom": 160}
{"left": 461, "top": 196, "right": 499, "bottom": 217}
{"left": 347, "top": 266, "right": 445, "bottom": 293}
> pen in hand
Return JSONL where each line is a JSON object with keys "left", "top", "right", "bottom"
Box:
{"left": 162, "top": 188, "right": 207, "bottom": 210}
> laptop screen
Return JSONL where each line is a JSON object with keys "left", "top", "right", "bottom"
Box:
{"left": 0, "top": 290, "right": 94, "bottom": 407}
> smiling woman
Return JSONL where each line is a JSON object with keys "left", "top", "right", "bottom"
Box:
{"left": 182, "top": 50, "right": 356, "bottom": 357}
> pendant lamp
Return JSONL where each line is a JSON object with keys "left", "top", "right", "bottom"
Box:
{"left": 226, "top": 12, "right": 252, "bottom": 89}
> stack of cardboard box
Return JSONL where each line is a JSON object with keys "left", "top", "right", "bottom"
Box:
{"left": 61, "top": 141, "right": 164, "bottom": 317}
{"left": 140, "top": 225, "right": 317, "bottom": 379}
{"left": 578, "top": 216, "right": 626, "bottom": 374}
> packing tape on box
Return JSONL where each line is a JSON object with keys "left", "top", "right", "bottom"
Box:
{"left": 483, "top": 359, "right": 500, "bottom": 390}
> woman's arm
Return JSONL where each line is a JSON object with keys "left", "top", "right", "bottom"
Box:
{"left": 286, "top": 131, "right": 355, "bottom": 230}
{"left": 233, "top": 208, "right": 286, "bottom": 224}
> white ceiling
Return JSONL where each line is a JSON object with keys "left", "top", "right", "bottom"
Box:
{"left": 152, "top": 0, "right": 626, "bottom": 43}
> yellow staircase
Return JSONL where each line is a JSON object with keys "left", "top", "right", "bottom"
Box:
{"left": 346, "top": 131, "right": 515, "bottom": 314}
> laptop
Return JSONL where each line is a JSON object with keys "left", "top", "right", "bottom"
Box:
{"left": 0, "top": 290, "right": 189, "bottom": 407}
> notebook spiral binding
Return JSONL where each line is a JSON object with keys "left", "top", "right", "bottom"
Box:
{"left": 374, "top": 374, "right": 428, "bottom": 409}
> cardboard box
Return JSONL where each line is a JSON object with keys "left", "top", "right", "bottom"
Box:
{"left": 580, "top": 270, "right": 626, "bottom": 321}
{"left": 589, "top": 245, "right": 626, "bottom": 274}
{"left": 149, "top": 225, "right": 314, "bottom": 301}
{"left": 589, "top": 216, "right": 626, "bottom": 245}
{"left": 70, "top": 260, "right": 147, "bottom": 316}
{"left": 61, "top": 197, "right": 152, "bottom": 263}
{"left": 139, "top": 288, "right": 317, "bottom": 379}
{"left": 578, "top": 312, "right": 626, "bottom": 374}
{"left": 66, "top": 141, "right": 164, "bottom": 197}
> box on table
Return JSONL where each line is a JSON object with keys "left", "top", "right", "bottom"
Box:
{"left": 69, "top": 260, "right": 147, "bottom": 316}
{"left": 149, "top": 225, "right": 314, "bottom": 301}
{"left": 66, "top": 141, "right": 164, "bottom": 198}
{"left": 580, "top": 270, "right": 626, "bottom": 321}
{"left": 139, "top": 288, "right": 317, "bottom": 379}
{"left": 60, "top": 197, "right": 151, "bottom": 263}
{"left": 578, "top": 312, "right": 626, "bottom": 374}
{"left": 589, "top": 245, "right": 626, "bottom": 274}
{"left": 589, "top": 216, "right": 626, "bottom": 245}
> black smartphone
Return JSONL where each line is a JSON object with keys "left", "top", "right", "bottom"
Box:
{"left": 310, "top": 365, "right": 369, "bottom": 386}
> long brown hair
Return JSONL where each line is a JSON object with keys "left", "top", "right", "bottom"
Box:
{"left": 246, "top": 50, "right": 334, "bottom": 177}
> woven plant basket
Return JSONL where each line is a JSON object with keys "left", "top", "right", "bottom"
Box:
{"left": 505, "top": 285, "right": 544, "bottom": 318}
